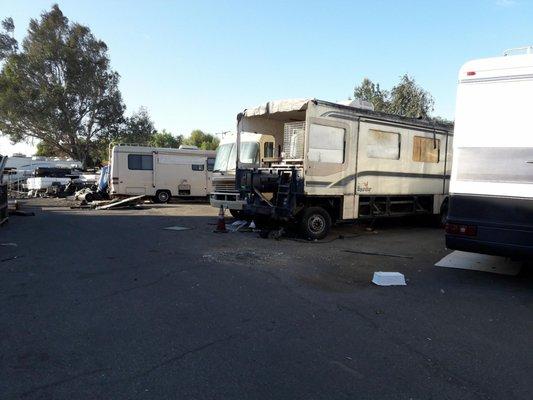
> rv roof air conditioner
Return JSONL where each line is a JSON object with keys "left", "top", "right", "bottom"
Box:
{"left": 503, "top": 46, "right": 533, "bottom": 56}
{"left": 336, "top": 98, "right": 375, "bottom": 111}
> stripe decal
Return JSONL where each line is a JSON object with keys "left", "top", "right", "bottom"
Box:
{"left": 307, "top": 171, "right": 450, "bottom": 188}
{"left": 357, "top": 171, "right": 451, "bottom": 180}
{"left": 320, "top": 112, "right": 453, "bottom": 136}
{"left": 460, "top": 73, "right": 533, "bottom": 84}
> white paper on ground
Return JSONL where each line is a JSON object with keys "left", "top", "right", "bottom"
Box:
{"left": 372, "top": 272, "right": 407, "bottom": 286}
{"left": 435, "top": 251, "right": 522, "bottom": 276}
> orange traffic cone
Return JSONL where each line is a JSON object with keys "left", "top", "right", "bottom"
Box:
{"left": 214, "top": 205, "right": 228, "bottom": 233}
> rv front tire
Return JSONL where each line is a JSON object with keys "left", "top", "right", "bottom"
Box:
{"left": 300, "top": 206, "right": 331, "bottom": 240}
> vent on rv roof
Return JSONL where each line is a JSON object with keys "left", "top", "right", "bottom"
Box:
{"left": 503, "top": 46, "right": 533, "bottom": 56}
{"left": 336, "top": 98, "right": 375, "bottom": 111}
{"left": 179, "top": 145, "right": 199, "bottom": 150}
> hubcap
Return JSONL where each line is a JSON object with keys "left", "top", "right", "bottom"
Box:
{"left": 159, "top": 192, "right": 169, "bottom": 201}
{"left": 308, "top": 214, "right": 325, "bottom": 233}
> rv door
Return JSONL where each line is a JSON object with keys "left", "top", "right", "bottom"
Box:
{"left": 152, "top": 151, "right": 157, "bottom": 188}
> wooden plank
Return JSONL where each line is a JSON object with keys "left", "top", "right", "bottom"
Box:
{"left": 95, "top": 195, "right": 145, "bottom": 210}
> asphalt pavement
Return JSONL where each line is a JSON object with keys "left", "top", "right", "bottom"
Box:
{"left": 1, "top": 199, "right": 532, "bottom": 399}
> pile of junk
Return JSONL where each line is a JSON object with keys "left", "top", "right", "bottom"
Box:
{"left": 24, "top": 165, "right": 110, "bottom": 201}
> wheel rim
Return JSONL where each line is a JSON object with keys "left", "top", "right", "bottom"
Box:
{"left": 308, "top": 214, "right": 325, "bottom": 234}
{"left": 159, "top": 192, "right": 169, "bottom": 202}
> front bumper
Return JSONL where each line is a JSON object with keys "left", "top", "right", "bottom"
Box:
{"left": 209, "top": 192, "right": 246, "bottom": 210}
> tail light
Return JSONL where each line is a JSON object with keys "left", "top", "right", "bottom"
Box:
{"left": 445, "top": 223, "right": 477, "bottom": 236}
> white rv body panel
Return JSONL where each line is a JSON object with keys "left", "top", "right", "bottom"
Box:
{"left": 110, "top": 145, "right": 216, "bottom": 198}
{"left": 446, "top": 51, "right": 533, "bottom": 258}
{"left": 451, "top": 54, "right": 533, "bottom": 199}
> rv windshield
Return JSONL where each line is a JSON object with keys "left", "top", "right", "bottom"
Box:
{"left": 213, "top": 142, "right": 259, "bottom": 172}
{"left": 213, "top": 143, "right": 234, "bottom": 172}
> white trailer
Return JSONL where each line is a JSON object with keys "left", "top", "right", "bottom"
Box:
{"left": 110, "top": 145, "right": 216, "bottom": 203}
{"left": 236, "top": 98, "right": 453, "bottom": 238}
{"left": 446, "top": 47, "right": 533, "bottom": 258}
{"left": 210, "top": 132, "right": 276, "bottom": 216}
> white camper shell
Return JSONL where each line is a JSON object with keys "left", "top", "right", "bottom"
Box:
{"left": 446, "top": 49, "right": 533, "bottom": 258}
{"left": 236, "top": 98, "right": 453, "bottom": 239}
{"left": 110, "top": 145, "right": 216, "bottom": 203}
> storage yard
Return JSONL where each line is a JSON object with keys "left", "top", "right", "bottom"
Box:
{"left": 1, "top": 198, "right": 531, "bottom": 399}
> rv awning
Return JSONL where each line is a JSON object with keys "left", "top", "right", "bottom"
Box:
{"left": 243, "top": 98, "right": 312, "bottom": 117}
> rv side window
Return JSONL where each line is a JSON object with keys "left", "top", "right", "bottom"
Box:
{"left": 264, "top": 142, "right": 274, "bottom": 158}
{"left": 192, "top": 164, "right": 204, "bottom": 171}
{"left": 128, "top": 154, "right": 153, "bottom": 170}
{"left": 308, "top": 124, "right": 345, "bottom": 164}
{"left": 207, "top": 158, "right": 215, "bottom": 171}
{"left": 413, "top": 136, "right": 440, "bottom": 163}
{"left": 366, "top": 130, "right": 400, "bottom": 160}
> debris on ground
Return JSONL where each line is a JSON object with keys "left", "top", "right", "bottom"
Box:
{"left": 202, "top": 249, "right": 285, "bottom": 265}
{"left": 435, "top": 251, "right": 522, "bottom": 276}
{"left": 95, "top": 195, "right": 145, "bottom": 210}
{"left": 372, "top": 271, "right": 407, "bottom": 286}
{"left": 1, "top": 255, "right": 21, "bottom": 263}
{"left": 227, "top": 220, "right": 248, "bottom": 232}
{"left": 343, "top": 249, "right": 412, "bottom": 259}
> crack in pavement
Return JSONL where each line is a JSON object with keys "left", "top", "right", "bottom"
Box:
{"left": 19, "top": 368, "right": 110, "bottom": 398}
{"left": 116, "top": 333, "right": 240, "bottom": 383}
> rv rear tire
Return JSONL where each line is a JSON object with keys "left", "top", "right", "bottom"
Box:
{"left": 154, "top": 190, "right": 171, "bottom": 203}
{"left": 300, "top": 206, "right": 331, "bottom": 240}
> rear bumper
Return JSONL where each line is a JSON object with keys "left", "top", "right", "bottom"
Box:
{"left": 446, "top": 232, "right": 533, "bottom": 258}
{"left": 209, "top": 192, "right": 245, "bottom": 210}
{"left": 445, "top": 195, "right": 533, "bottom": 258}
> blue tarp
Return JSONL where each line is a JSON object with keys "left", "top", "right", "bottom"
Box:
{"left": 97, "top": 165, "right": 109, "bottom": 193}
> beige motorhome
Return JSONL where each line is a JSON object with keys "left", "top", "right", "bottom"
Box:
{"left": 236, "top": 98, "right": 453, "bottom": 238}
{"left": 110, "top": 144, "right": 216, "bottom": 203}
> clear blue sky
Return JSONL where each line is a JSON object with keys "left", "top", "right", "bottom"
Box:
{"left": 1, "top": 0, "right": 532, "bottom": 155}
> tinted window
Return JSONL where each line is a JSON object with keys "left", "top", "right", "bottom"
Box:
{"left": 207, "top": 158, "right": 215, "bottom": 171}
{"left": 264, "top": 142, "right": 274, "bottom": 158}
{"left": 128, "top": 154, "right": 153, "bottom": 170}
{"left": 192, "top": 164, "right": 204, "bottom": 171}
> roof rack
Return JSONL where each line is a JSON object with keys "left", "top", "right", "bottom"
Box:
{"left": 503, "top": 46, "right": 533, "bottom": 56}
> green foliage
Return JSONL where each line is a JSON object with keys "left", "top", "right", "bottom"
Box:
{"left": 354, "top": 74, "right": 435, "bottom": 119}
{"left": 0, "top": 5, "right": 124, "bottom": 167}
{"left": 115, "top": 107, "right": 155, "bottom": 145}
{"left": 0, "top": 17, "right": 17, "bottom": 59}
{"left": 353, "top": 78, "right": 389, "bottom": 112}
{"left": 149, "top": 129, "right": 183, "bottom": 148}
{"left": 35, "top": 140, "right": 68, "bottom": 157}
{"left": 184, "top": 129, "right": 219, "bottom": 150}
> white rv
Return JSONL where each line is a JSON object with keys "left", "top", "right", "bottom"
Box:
{"left": 446, "top": 47, "right": 533, "bottom": 258}
{"left": 210, "top": 132, "right": 276, "bottom": 216}
{"left": 236, "top": 98, "right": 453, "bottom": 238}
{"left": 110, "top": 144, "right": 216, "bottom": 203}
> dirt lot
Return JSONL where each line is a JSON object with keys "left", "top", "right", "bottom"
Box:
{"left": 1, "top": 198, "right": 532, "bottom": 399}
